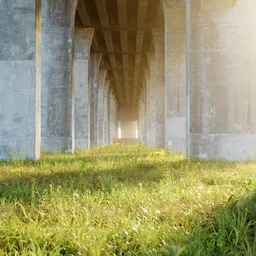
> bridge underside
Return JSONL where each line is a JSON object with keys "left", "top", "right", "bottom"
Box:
{"left": 1, "top": 0, "right": 256, "bottom": 161}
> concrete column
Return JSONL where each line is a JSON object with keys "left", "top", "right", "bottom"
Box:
{"left": 138, "top": 86, "right": 146, "bottom": 144}
{"left": 144, "top": 70, "right": 151, "bottom": 146}
{"left": 114, "top": 99, "right": 118, "bottom": 141}
{"left": 74, "top": 28, "right": 94, "bottom": 150}
{"left": 162, "top": 1, "right": 186, "bottom": 152}
{"left": 190, "top": 0, "right": 256, "bottom": 160}
{"left": 41, "top": 0, "right": 78, "bottom": 153}
{"left": 152, "top": 29, "right": 165, "bottom": 148}
{"left": 103, "top": 81, "right": 110, "bottom": 145}
{"left": 0, "top": 1, "right": 41, "bottom": 160}
{"left": 89, "top": 53, "right": 102, "bottom": 148}
{"left": 97, "top": 69, "right": 107, "bottom": 146}
{"left": 108, "top": 90, "right": 116, "bottom": 144}
{"left": 147, "top": 53, "right": 156, "bottom": 147}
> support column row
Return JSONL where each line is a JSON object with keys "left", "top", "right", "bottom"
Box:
{"left": 0, "top": 0, "right": 116, "bottom": 160}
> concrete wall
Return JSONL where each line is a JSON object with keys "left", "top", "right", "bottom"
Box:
{"left": 190, "top": 0, "right": 256, "bottom": 160}
{"left": 74, "top": 28, "right": 94, "bottom": 150}
{"left": 0, "top": 1, "right": 41, "bottom": 160}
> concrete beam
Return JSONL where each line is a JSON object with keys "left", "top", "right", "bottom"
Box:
{"left": 77, "top": 0, "right": 91, "bottom": 27}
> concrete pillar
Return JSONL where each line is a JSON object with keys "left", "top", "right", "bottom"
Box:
{"left": 138, "top": 86, "right": 146, "bottom": 144}
{"left": 103, "top": 81, "right": 110, "bottom": 145}
{"left": 74, "top": 28, "right": 94, "bottom": 150}
{"left": 0, "top": 1, "right": 41, "bottom": 160}
{"left": 162, "top": 1, "right": 186, "bottom": 152}
{"left": 147, "top": 53, "right": 156, "bottom": 147}
{"left": 108, "top": 90, "right": 117, "bottom": 144}
{"left": 190, "top": 0, "right": 256, "bottom": 160}
{"left": 114, "top": 99, "right": 118, "bottom": 141}
{"left": 89, "top": 53, "right": 102, "bottom": 147}
{"left": 144, "top": 70, "right": 151, "bottom": 146}
{"left": 41, "top": 0, "right": 78, "bottom": 153}
{"left": 97, "top": 69, "right": 107, "bottom": 146}
{"left": 151, "top": 29, "right": 165, "bottom": 148}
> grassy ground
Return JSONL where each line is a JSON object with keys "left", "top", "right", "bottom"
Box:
{"left": 0, "top": 144, "right": 256, "bottom": 255}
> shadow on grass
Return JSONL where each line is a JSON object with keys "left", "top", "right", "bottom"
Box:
{"left": 0, "top": 159, "right": 166, "bottom": 203}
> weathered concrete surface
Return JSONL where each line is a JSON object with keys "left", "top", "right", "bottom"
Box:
{"left": 152, "top": 28, "right": 165, "bottom": 148}
{"left": 0, "top": 1, "right": 41, "bottom": 160}
{"left": 190, "top": 0, "right": 256, "bottom": 160}
{"left": 103, "top": 81, "right": 110, "bottom": 146}
{"left": 89, "top": 53, "right": 102, "bottom": 147}
{"left": 97, "top": 69, "right": 107, "bottom": 146}
{"left": 74, "top": 28, "right": 94, "bottom": 150}
{"left": 41, "top": 0, "right": 78, "bottom": 153}
{"left": 162, "top": 1, "right": 186, "bottom": 152}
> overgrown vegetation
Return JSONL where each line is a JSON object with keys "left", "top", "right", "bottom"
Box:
{"left": 0, "top": 144, "right": 255, "bottom": 255}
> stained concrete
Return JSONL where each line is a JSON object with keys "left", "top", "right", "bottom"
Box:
{"left": 74, "top": 28, "right": 94, "bottom": 150}
{"left": 190, "top": 0, "right": 256, "bottom": 160}
{"left": 0, "top": 1, "right": 41, "bottom": 160}
{"left": 41, "top": 0, "right": 78, "bottom": 153}
{"left": 103, "top": 81, "right": 110, "bottom": 145}
{"left": 97, "top": 69, "right": 107, "bottom": 146}
{"left": 89, "top": 53, "right": 102, "bottom": 147}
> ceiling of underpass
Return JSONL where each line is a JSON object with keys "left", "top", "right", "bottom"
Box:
{"left": 75, "top": 0, "right": 164, "bottom": 109}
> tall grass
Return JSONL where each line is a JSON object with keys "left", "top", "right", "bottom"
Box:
{"left": 0, "top": 144, "right": 255, "bottom": 255}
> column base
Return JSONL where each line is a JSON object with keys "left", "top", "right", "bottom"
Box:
{"left": 42, "top": 137, "right": 73, "bottom": 153}
{"left": 165, "top": 117, "right": 186, "bottom": 152}
{"left": 191, "top": 133, "right": 256, "bottom": 161}
{"left": 75, "top": 139, "right": 89, "bottom": 150}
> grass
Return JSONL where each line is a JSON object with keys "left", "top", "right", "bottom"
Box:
{"left": 0, "top": 144, "right": 255, "bottom": 255}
